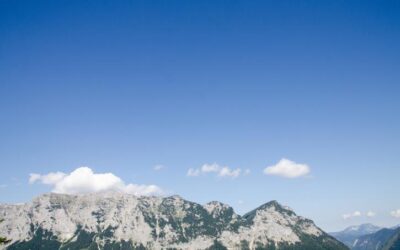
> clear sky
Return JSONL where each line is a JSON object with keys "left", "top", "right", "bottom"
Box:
{"left": 1, "top": 0, "right": 400, "bottom": 232}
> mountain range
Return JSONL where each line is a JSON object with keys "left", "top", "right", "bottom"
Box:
{"left": 382, "top": 228, "right": 400, "bottom": 250}
{"left": 0, "top": 192, "right": 347, "bottom": 250}
{"left": 330, "top": 224, "right": 382, "bottom": 248}
{"left": 331, "top": 224, "right": 400, "bottom": 250}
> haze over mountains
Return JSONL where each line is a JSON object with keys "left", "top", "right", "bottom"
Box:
{"left": 330, "top": 224, "right": 382, "bottom": 247}
{"left": 0, "top": 192, "right": 347, "bottom": 250}
{"left": 331, "top": 224, "right": 400, "bottom": 250}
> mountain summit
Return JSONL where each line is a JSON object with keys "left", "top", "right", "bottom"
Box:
{"left": 0, "top": 193, "right": 347, "bottom": 249}
{"left": 330, "top": 223, "right": 382, "bottom": 247}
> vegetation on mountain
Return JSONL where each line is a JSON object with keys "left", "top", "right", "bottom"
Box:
{"left": 382, "top": 228, "right": 400, "bottom": 250}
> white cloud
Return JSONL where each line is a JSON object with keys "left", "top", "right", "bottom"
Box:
{"left": 201, "top": 163, "right": 220, "bottom": 173}
{"left": 29, "top": 167, "right": 163, "bottom": 196}
{"left": 263, "top": 158, "right": 310, "bottom": 178}
{"left": 153, "top": 165, "right": 164, "bottom": 171}
{"left": 366, "top": 211, "right": 376, "bottom": 217}
{"left": 218, "top": 167, "right": 241, "bottom": 178}
{"left": 29, "top": 172, "right": 66, "bottom": 185}
{"left": 187, "top": 163, "right": 242, "bottom": 179}
{"left": 124, "top": 184, "right": 163, "bottom": 196}
{"left": 244, "top": 169, "right": 251, "bottom": 175}
{"left": 391, "top": 209, "right": 400, "bottom": 218}
{"left": 342, "top": 211, "right": 362, "bottom": 220}
{"left": 238, "top": 200, "right": 244, "bottom": 205}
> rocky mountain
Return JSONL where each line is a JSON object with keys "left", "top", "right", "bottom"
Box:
{"left": 330, "top": 224, "right": 382, "bottom": 247}
{"left": 0, "top": 192, "right": 348, "bottom": 250}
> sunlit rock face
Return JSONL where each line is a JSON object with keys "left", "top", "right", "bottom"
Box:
{"left": 0, "top": 192, "right": 348, "bottom": 250}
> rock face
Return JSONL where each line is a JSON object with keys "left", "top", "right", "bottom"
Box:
{"left": 0, "top": 193, "right": 348, "bottom": 250}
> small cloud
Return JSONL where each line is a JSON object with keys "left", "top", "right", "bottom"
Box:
{"left": 201, "top": 163, "right": 220, "bottom": 173}
{"left": 391, "top": 209, "right": 400, "bottom": 218}
{"left": 187, "top": 163, "right": 242, "bottom": 179}
{"left": 187, "top": 168, "right": 201, "bottom": 177}
{"left": 238, "top": 200, "right": 244, "bottom": 205}
{"left": 0, "top": 184, "right": 7, "bottom": 188}
{"left": 218, "top": 167, "right": 241, "bottom": 178}
{"left": 366, "top": 211, "right": 376, "bottom": 217}
{"left": 342, "top": 211, "right": 362, "bottom": 220}
{"left": 263, "top": 158, "right": 310, "bottom": 178}
{"left": 153, "top": 165, "right": 165, "bottom": 171}
{"left": 244, "top": 169, "right": 251, "bottom": 175}
{"left": 29, "top": 167, "right": 163, "bottom": 196}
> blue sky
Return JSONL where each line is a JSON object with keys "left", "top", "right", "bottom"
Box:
{"left": 1, "top": 0, "right": 400, "bottom": 231}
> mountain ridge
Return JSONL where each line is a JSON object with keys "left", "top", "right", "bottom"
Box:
{"left": 0, "top": 192, "right": 348, "bottom": 250}
{"left": 331, "top": 224, "right": 400, "bottom": 250}
{"left": 330, "top": 223, "right": 382, "bottom": 248}
{"left": 382, "top": 227, "right": 400, "bottom": 250}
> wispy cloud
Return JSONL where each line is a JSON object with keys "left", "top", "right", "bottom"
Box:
{"left": 29, "top": 167, "right": 163, "bottom": 196}
{"left": 187, "top": 163, "right": 243, "bottom": 179}
{"left": 263, "top": 158, "right": 310, "bottom": 178}
{"left": 391, "top": 209, "right": 400, "bottom": 218}
{"left": 342, "top": 211, "right": 362, "bottom": 220}
{"left": 187, "top": 168, "right": 201, "bottom": 177}
{"left": 366, "top": 211, "right": 376, "bottom": 217}
{"left": 153, "top": 164, "right": 165, "bottom": 171}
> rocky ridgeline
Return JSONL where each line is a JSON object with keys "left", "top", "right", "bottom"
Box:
{"left": 0, "top": 192, "right": 348, "bottom": 250}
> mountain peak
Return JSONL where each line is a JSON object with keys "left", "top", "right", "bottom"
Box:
{"left": 256, "top": 200, "right": 292, "bottom": 211}
{"left": 337, "top": 223, "right": 382, "bottom": 235}
{"left": 330, "top": 223, "right": 383, "bottom": 248}
{"left": 243, "top": 200, "right": 296, "bottom": 221}
{"left": 167, "top": 194, "right": 183, "bottom": 200}
{"left": 203, "top": 201, "right": 236, "bottom": 222}
{"left": 204, "top": 201, "right": 230, "bottom": 212}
